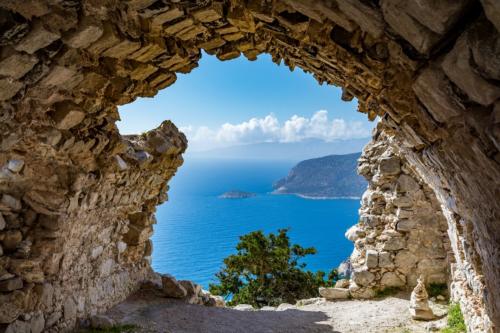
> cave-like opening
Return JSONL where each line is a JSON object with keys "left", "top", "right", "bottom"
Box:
{"left": 117, "top": 51, "right": 375, "bottom": 292}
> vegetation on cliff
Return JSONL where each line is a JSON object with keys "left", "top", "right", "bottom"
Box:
{"left": 441, "top": 303, "right": 466, "bottom": 333}
{"left": 209, "top": 229, "right": 338, "bottom": 307}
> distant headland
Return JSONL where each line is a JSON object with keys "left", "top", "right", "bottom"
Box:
{"left": 273, "top": 153, "right": 367, "bottom": 199}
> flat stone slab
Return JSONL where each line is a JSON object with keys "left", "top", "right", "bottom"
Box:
{"left": 319, "top": 287, "right": 350, "bottom": 300}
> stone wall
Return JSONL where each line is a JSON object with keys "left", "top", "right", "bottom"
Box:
{"left": 0, "top": 119, "right": 186, "bottom": 332}
{"left": 347, "top": 124, "right": 451, "bottom": 299}
{"left": 0, "top": 0, "right": 498, "bottom": 332}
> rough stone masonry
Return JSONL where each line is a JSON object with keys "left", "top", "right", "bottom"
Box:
{"left": 0, "top": 0, "right": 498, "bottom": 332}
{"left": 347, "top": 124, "right": 452, "bottom": 298}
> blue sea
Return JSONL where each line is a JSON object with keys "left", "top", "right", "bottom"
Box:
{"left": 152, "top": 158, "right": 359, "bottom": 289}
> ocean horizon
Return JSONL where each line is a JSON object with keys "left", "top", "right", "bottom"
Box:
{"left": 151, "top": 157, "right": 360, "bottom": 289}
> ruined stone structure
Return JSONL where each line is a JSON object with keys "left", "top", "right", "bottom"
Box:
{"left": 0, "top": 0, "right": 498, "bottom": 332}
{"left": 347, "top": 126, "right": 451, "bottom": 297}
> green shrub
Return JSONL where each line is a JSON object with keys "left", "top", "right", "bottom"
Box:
{"left": 428, "top": 283, "right": 448, "bottom": 298}
{"left": 441, "top": 303, "right": 466, "bottom": 333}
{"left": 209, "top": 228, "right": 337, "bottom": 307}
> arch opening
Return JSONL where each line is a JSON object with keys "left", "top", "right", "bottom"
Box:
{"left": 116, "top": 50, "right": 376, "bottom": 291}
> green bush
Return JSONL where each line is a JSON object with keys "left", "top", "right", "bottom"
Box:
{"left": 209, "top": 229, "right": 337, "bottom": 307}
{"left": 441, "top": 303, "right": 466, "bottom": 333}
{"left": 428, "top": 283, "right": 448, "bottom": 298}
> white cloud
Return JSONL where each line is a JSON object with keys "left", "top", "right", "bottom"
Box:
{"left": 182, "top": 110, "right": 373, "bottom": 151}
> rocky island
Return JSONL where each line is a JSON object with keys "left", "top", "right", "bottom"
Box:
{"left": 273, "top": 153, "right": 367, "bottom": 199}
{"left": 219, "top": 191, "right": 257, "bottom": 199}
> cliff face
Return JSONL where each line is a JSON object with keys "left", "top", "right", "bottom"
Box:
{"left": 273, "top": 153, "right": 367, "bottom": 198}
{"left": 0, "top": 1, "right": 498, "bottom": 332}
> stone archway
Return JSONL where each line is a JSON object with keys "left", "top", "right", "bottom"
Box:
{"left": 0, "top": 1, "right": 498, "bottom": 332}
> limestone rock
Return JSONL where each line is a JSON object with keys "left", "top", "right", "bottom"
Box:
{"left": 349, "top": 282, "right": 375, "bottom": 299}
{"left": 365, "top": 250, "right": 379, "bottom": 268}
{"left": 1, "top": 194, "right": 22, "bottom": 211}
{"left": 378, "top": 156, "right": 401, "bottom": 176}
{"left": 397, "top": 175, "right": 419, "bottom": 193}
{"left": 396, "top": 219, "right": 417, "bottom": 232}
{"left": 345, "top": 225, "right": 365, "bottom": 241}
{"left": 378, "top": 252, "right": 393, "bottom": 268}
{"left": 412, "top": 66, "right": 463, "bottom": 123}
{"left": 233, "top": 304, "right": 254, "bottom": 311}
{"left": 212, "top": 295, "right": 226, "bottom": 307}
{"left": 63, "top": 297, "right": 77, "bottom": 321}
{"left": 352, "top": 270, "right": 375, "bottom": 287}
{"left": 383, "top": 237, "right": 406, "bottom": 251}
{"left": 115, "top": 155, "right": 128, "bottom": 171}
{"left": 381, "top": 272, "right": 406, "bottom": 288}
{"left": 51, "top": 105, "right": 86, "bottom": 130}
{"left": 382, "top": 0, "right": 439, "bottom": 54}
{"left": 63, "top": 18, "right": 103, "bottom": 48}
{"left": 45, "top": 311, "right": 62, "bottom": 328}
{"left": 161, "top": 274, "right": 187, "bottom": 299}
{"left": 29, "top": 312, "right": 45, "bottom": 333}
{"left": 179, "top": 280, "right": 202, "bottom": 304}
{"left": 335, "top": 279, "right": 350, "bottom": 288}
{"left": 3, "top": 230, "right": 23, "bottom": 251}
{"left": 442, "top": 35, "right": 500, "bottom": 106}
{"left": 276, "top": 303, "right": 295, "bottom": 311}
{"left": 90, "top": 315, "right": 116, "bottom": 329}
{"left": 0, "top": 291, "right": 25, "bottom": 323}
{"left": 7, "top": 160, "right": 24, "bottom": 173}
{"left": 0, "top": 54, "right": 38, "bottom": 79}
{"left": 199, "top": 290, "right": 226, "bottom": 307}
{"left": 14, "top": 22, "right": 60, "bottom": 54}
{"left": 260, "top": 306, "right": 276, "bottom": 311}
{"left": 319, "top": 287, "right": 350, "bottom": 300}
{"left": 41, "top": 66, "right": 83, "bottom": 89}
{"left": 0, "top": 277, "right": 23, "bottom": 292}
{"left": 0, "top": 78, "right": 23, "bottom": 101}
{"left": 5, "top": 319, "right": 30, "bottom": 333}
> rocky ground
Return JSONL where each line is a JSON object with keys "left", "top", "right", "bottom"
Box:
{"left": 80, "top": 290, "right": 448, "bottom": 333}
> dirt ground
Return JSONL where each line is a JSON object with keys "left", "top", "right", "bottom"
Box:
{"left": 93, "top": 290, "right": 448, "bottom": 333}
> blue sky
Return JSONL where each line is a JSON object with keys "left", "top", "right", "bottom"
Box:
{"left": 117, "top": 52, "right": 375, "bottom": 151}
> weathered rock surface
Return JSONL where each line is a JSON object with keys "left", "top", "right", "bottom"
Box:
{"left": 159, "top": 273, "right": 224, "bottom": 307}
{"left": 319, "top": 287, "right": 350, "bottom": 300}
{"left": 348, "top": 128, "right": 451, "bottom": 295}
{"left": 161, "top": 274, "right": 188, "bottom": 299}
{"left": 0, "top": 1, "right": 498, "bottom": 332}
{"left": 90, "top": 315, "right": 116, "bottom": 330}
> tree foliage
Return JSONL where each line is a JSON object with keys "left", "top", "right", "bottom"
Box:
{"left": 209, "top": 229, "right": 338, "bottom": 307}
